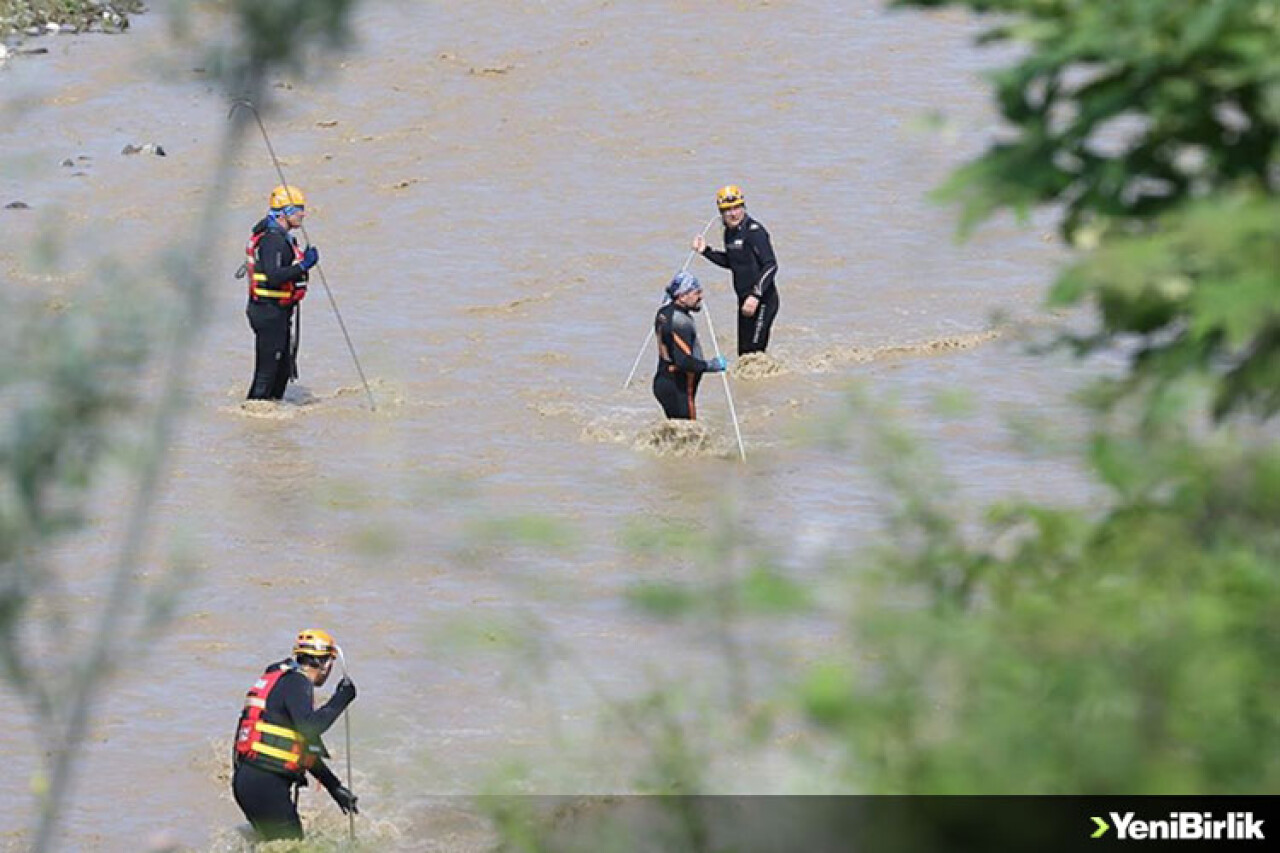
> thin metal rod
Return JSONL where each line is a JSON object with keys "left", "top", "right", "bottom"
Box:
{"left": 336, "top": 647, "right": 356, "bottom": 843}
{"left": 229, "top": 98, "right": 377, "bottom": 411}
{"left": 700, "top": 299, "right": 747, "bottom": 461}
{"left": 623, "top": 216, "right": 718, "bottom": 389}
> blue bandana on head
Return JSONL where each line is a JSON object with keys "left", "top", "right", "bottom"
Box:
{"left": 666, "top": 271, "right": 701, "bottom": 300}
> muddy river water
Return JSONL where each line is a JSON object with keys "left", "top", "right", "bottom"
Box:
{"left": 2, "top": 1, "right": 1102, "bottom": 849}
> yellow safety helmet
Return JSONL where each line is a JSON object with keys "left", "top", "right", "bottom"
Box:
{"left": 293, "top": 628, "right": 338, "bottom": 659}
{"left": 716, "top": 184, "right": 745, "bottom": 210}
{"left": 269, "top": 184, "right": 307, "bottom": 211}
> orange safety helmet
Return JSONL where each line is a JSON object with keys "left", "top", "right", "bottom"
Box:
{"left": 269, "top": 184, "right": 307, "bottom": 211}
{"left": 716, "top": 184, "right": 745, "bottom": 210}
{"left": 293, "top": 628, "right": 338, "bottom": 659}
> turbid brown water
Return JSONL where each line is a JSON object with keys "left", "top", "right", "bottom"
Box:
{"left": 1, "top": 1, "right": 1102, "bottom": 849}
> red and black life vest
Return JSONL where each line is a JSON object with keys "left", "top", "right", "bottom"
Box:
{"left": 234, "top": 661, "right": 323, "bottom": 780}
{"left": 245, "top": 229, "right": 306, "bottom": 307}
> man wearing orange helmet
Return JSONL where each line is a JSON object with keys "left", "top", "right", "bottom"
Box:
{"left": 232, "top": 628, "right": 357, "bottom": 841}
{"left": 692, "top": 185, "right": 780, "bottom": 355}
{"left": 243, "top": 184, "right": 319, "bottom": 400}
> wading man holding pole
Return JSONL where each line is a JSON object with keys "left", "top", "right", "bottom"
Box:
{"left": 231, "top": 97, "right": 376, "bottom": 409}
{"left": 244, "top": 184, "right": 318, "bottom": 400}
{"left": 692, "top": 185, "right": 780, "bottom": 356}
{"left": 653, "top": 271, "right": 727, "bottom": 420}
{"left": 232, "top": 628, "right": 358, "bottom": 842}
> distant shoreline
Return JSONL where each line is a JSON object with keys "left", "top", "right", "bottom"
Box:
{"left": 1, "top": 1, "right": 145, "bottom": 39}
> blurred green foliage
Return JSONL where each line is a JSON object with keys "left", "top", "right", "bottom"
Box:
{"left": 466, "top": 513, "right": 578, "bottom": 551}
{"left": 169, "top": 0, "right": 360, "bottom": 89}
{"left": 1054, "top": 192, "right": 1280, "bottom": 418}
{"left": 2, "top": 1, "right": 363, "bottom": 849}
{"left": 808, "top": 0, "right": 1280, "bottom": 794}
{"left": 904, "top": 0, "right": 1279, "bottom": 239}
{"left": 813, "top": 404, "right": 1280, "bottom": 793}
{"left": 898, "top": 0, "right": 1280, "bottom": 421}
{"left": 0, "top": 289, "right": 148, "bottom": 701}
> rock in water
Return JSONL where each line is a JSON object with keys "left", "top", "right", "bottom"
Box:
{"left": 121, "top": 143, "right": 166, "bottom": 156}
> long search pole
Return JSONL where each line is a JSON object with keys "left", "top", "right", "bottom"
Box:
{"left": 336, "top": 646, "right": 356, "bottom": 843}
{"left": 229, "top": 98, "right": 377, "bottom": 411}
{"left": 622, "top": 216, "right": 719, "bottom": 390}
{"left": 700, "top": 298, "right": 747, "bottom": 461}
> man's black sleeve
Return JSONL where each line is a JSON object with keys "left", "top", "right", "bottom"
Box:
{"left": 747, "top": 224, "right": 777, "bottom": 298}
{"left": 310, "top": 757, "right": 342, "bottom": 791}
{"left": 278, "top": 673, "right": 349, "bottom": 743}
{"left": 701, "top": 245, "right": 730, "bottom": 269}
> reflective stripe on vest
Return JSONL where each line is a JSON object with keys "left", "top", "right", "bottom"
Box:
{"left": 245, "top": 229, "right": 305, "bottom": 306}
{"left": 234, "top": 661, "right": 318, "bottom": 779}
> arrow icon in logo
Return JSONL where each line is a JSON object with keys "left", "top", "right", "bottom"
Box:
{"left": 1091, "top": 816, "right": 1110, "bottom": 839}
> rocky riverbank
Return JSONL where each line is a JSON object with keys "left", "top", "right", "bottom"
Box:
{"left": 1, "top": 1, "right": 144, "bottom": 40}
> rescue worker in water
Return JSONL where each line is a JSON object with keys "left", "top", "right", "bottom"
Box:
{"left": 232, "top": 628, "right": 358, "bottom": 842}
{"left": 652, "top": 271, "right": 727, "bottom": 420}
{"left": 692, "top": 184, "right": 780, "bottom": 355}
{"left": 244, "top": 184, "right": 319, "bottom": 400}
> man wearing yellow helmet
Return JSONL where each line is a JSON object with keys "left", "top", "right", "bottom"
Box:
{"left": 692, "top": 185, "right": 780, "bottom": 355}
{"left": 243, "top": 184, "right": 320, "bottom": 400}
{"left": 232, "top": 628, "right": 357, "bottom": 841}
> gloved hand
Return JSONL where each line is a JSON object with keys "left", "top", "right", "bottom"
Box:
{"left": 333, "top": 675, "right": 356, "bottom": 705}
{"left": 705, "top": 355, "right": 727, "bottom": 373}
{"left": 329, "top": 784, "right": 359, "bottom": 815}
{"left": 300, "top": 245, "right": 319, "bottom": 270}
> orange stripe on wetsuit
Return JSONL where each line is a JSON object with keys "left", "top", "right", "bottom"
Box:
{"left": 653, "top": 302, "right": 708, "bottom": 421}
{"left": 671, "top": 331, "right": 697, "bottom": 418}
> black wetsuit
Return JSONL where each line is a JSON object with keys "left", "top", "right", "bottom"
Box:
{"left": 245, "top": 218, "right": 309, "bottom": 400}
{"left": 700, "top": 214, "right": 780, "bottom": 355}
{"left": 653, "top": 302, "right": 715, "bottom": 420}
{"left": 231, "top": 660, "right": 351, "bottom": 842}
